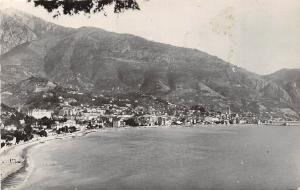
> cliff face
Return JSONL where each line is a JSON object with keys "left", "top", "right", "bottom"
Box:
{"left": 265, "top": 69, "right": 300, "bottom": 107}
{"left": 0, "top": 8, "right": 74, "bottom": 55}
{"left": 1, "top": 9, "right": 299, "bottom": 117}
{"left": 0, "top": 9, "right": 37, "bottom": 55}
{"left": 0, "top": 8, "right": 74, "bottom": 84}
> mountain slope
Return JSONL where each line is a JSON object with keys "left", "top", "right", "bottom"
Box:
{"left": 265, "top": 69, "right": 300, "bottom": 107}
{"left": 0, "top": 8, "right": 73, "bottom": 55}
{"left": 42, "top": 26, "right": 278, "bottom": 112}
{"left": 1, "top": 9, "right": 299, "bottom": 118}
{"left": 0, "top": 8, "right": 74, "bottom": 84}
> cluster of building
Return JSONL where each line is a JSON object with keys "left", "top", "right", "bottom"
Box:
{"left": 24, "top": 103, "right": 270, "bottom": 131}
{"left": 2, "top": 93, "right": 300, "bottom": 148}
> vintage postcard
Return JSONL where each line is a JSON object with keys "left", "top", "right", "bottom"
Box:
{"left": 1, "top": 0, "right": 300, "bottom": 189}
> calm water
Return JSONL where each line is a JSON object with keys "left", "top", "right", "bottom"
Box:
{"left": 4, "top": 126, "right": 300, "bottom": 190}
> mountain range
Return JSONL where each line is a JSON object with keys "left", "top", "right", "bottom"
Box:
{"left": 1, "top": 8, "right": 299, "bottom": 119}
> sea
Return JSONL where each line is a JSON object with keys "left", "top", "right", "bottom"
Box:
{"left": 3, "top": 125, "right": 300, "bottom": 190}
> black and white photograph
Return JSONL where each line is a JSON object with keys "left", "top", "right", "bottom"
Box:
{"left": 0, "top": 0, "right": 300, "bottom": 189}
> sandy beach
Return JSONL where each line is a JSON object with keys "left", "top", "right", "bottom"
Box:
{"left": 0, "top": 126, "right": 159, "bottom": 186}
{"left": 1, "top": 141, "right": 38, "bottom": 182}
{"left": 0, "top": 130, "right": 87, "bottom": 185}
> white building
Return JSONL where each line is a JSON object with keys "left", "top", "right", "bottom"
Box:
{"left": 55, "top": 120, "right": 77, "bottom": 130}
{"left": 5, "top": 125, "right": 17, "bottom": 131}
{"left": 204, "top": 116, "right": 219, "bottom": 123}
{"left": 28, "top": 109, "right": 53, "bottom": 119}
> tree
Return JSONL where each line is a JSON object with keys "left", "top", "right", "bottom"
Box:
{"left": 4, "top": 115, "right": 22, "bottom": 128}
{"left": 24, "top": 115, "right": 36, "bottom": 126}
{"left": 27, "top": 0, "right": 140, "bottom": 18}
{"left": 1, "top": 129, "right": 13, "bottom": 140}
{"left": 124, "top": 118, "right": 138, "bottom": 126}
{"left": 24, "top": 125, "right": 33, "bottom": 136}
{"left": 69, "top": 126, "right": 77, "bottom": 133}
{"left": 38, "top": 117, "right": 55, "bottom": 129}
{"left": 5, "top": 134, "right": 14, "bottom": 142}
{"left": 39, "top": 130, "right": 48, "bottom": 137}
{"left": 190, "top": 105, "right": 207, "bottom": 113}
{"left": 14, "top": 130, "right": 25, "bottom": 143}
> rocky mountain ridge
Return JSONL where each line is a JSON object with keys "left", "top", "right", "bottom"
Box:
{"left": 1, "top": 8, "right": 299, "bottom": 119}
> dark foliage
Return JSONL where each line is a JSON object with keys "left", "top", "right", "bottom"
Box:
{"left": 14, "top": 130, "right": 25, "bottom": 143}
{"left": 190, "top": 105, "right": 207, "bottom": 113}
{"left": 1, "top": 130, "right": 15, "bottom": 141}
{"left": 38, "top": 130, "right": 48, "bottom": 137}
{"left": 6, "top": 134, "right": 15, "bottom": 141}
{"left": 24, "top": 125, "right": 33, "bottom": 135}
{"left": 24, "top": 115, "right": 37, "bottom": 126}
{"left": 27, "top": 0, "right": 140, "bottom": 17}
{"left": 38, "top": 117, "right": 55, "bottom": 128}
{"left": 1, "top": 103, "right": 25, "bottom": 128}
{"left": 124, "top": 118, "right": 138, "bottom": 126}
{"left": 57, "top": 126, "right": 70, "bottom": 133}
{"left": 26, "top": 93, "right": 60, "bottom": 110}
{"left": 68, "top": 126, "right": 77, "bottom": 133}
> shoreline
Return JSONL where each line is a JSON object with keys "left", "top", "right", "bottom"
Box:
{"left": 0, "top": 125, "right": 200, "bottom": 186}
{"left": 1, "top": 124, "right": 299, "bottom": 188}
{"left": 1, "top": 143, "right": 36, "bottom": 189}
{"left": 0, "top": 131, "right": 86, "bottom": 187}
{"left": 0, "top": 140, "right": 39, "bottom": 184}
{"left": 0, "top": 126, "right": 168, "bottom": 186}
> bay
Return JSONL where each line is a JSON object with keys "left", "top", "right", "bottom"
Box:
{"left": 5, "top": 126, "right": 300, "bottom": 190}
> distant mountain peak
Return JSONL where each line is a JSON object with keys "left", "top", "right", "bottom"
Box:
{"left": 0, "top": 8, "right": 74, "bottom": 55}
{"left": 0, "top": 7, "right": 39, "bottom": 27}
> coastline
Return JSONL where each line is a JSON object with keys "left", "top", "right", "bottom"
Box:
{"left": 1, "top": 142, "right": 37, "bottom": 190}
{"left": 0, "top": 125, "right": 200, "bottom": 187}
{"left": 0, "top": 140, "right": 39, "bottom": 183}
{"left": 1, "top": 124, "right": 296, "bottom": 188}
{"left": 0, "top": 131, "right": 86, "bottom": 187}
{"left": 0, "top": 126, "right": 164, "bottom": 186}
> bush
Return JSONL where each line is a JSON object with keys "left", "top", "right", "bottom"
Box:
{"left": 39, "top": 130, "right": 48, "bottom": 137}
{"left": 124, "top": 118, "right": 138, "bottom": 126}
{"left": 38, "top": 117, "right": 55, "bottom": 129}
{"left": 24, "top": 125, "right": 33, "bottom": 135}
{"left": 69, "top": 126, "right": 77, "bottom": 133}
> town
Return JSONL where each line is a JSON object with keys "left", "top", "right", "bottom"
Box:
{"left": 1, "top": 89, "right": 299, "bottom": 148}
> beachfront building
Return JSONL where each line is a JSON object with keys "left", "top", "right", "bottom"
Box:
{"left": 63, "top": 119, "right": 77, "bottom": 127}
{"left": 53, "top": 119, "right": 78, "bottom": 130}
{"left": 238, "top": 119, "right": 247, "bottom": 124}
{"left": 135, "top": 115, "right": 158, "bottom": 126}
{"left": 4, "top": 125, "right": 17, "bottom": 131}
{"left": 204, "top": 116, "right": 219, "bottom": 124}
{"left": 112, "top": 117, "right": 124, "bottom": 128}
{"left": 28, "top": 109, "right": 53, "bottom": 119}
{"left": 157, "top": 116, "right": 173, "bottom": 126}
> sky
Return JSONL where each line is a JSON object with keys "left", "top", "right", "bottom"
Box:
{"left": 0, "top": 0, "right": 300, "bottom": 74}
